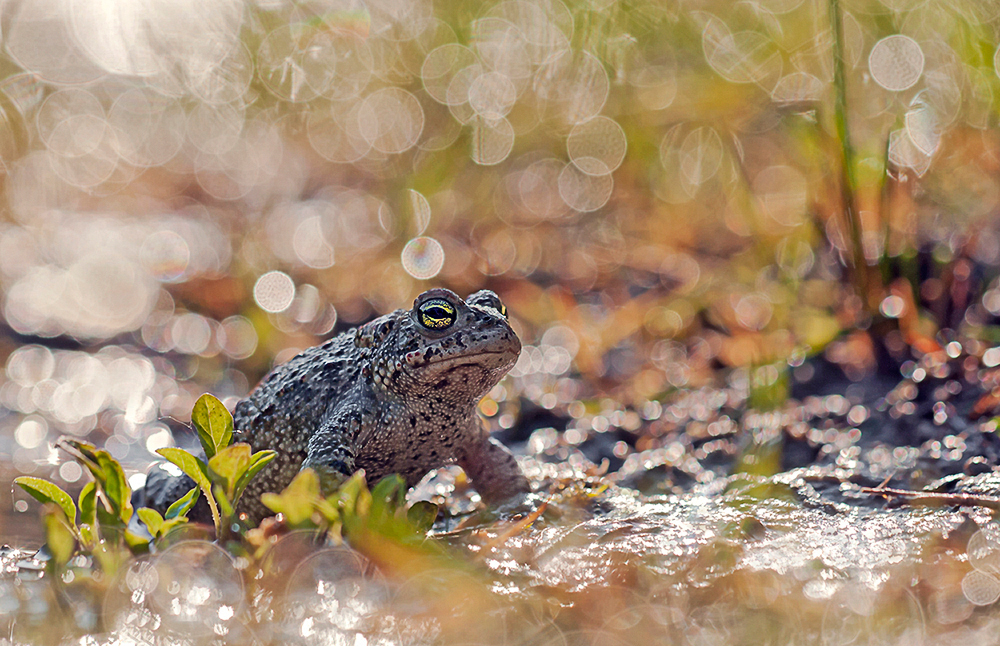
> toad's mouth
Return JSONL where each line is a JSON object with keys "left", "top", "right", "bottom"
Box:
{"left": 418, "top": 349, "right": 518, "bottom": 373}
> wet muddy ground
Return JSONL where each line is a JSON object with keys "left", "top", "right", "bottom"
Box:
{"left": 6, "top": 471, "right": 1000, "bottom": 645}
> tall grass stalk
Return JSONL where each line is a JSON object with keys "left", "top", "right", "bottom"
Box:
{"left": 829, "top": 0, "right": 871, "bottom": 311}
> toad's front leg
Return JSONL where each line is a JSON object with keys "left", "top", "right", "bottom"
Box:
{"left": 301, "top": 404, "right": 362, "bottom": 494}
{"left": 458, "top": 422, "right": 531, "bottom": 503}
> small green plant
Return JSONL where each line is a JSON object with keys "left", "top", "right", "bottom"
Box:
{"left": 261, "top": 469, "right": 438, "bottom": 544}
{"left": 153, "top": 393, "right": 277, "bottom": 539}
{"left": 259, "top": 469, "right": 441, "bottom": 577}
{"left": 14, "top": 393, "right": 276, "bottom": 571}
{"left": 135, "top": 487, "right": 200, "bottom": 541}
{"left": 15, "top": 438, "right": 163, "bottom": 575}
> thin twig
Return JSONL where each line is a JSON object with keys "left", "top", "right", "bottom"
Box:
{"left": 861, "top": 486, "right": 1000, "bottom": 510}
{"left": 478, "top": 500, "right": 549, "bottom": 555}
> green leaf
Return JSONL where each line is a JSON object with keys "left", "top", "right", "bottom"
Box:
{"left": 314, "top": 497, "right": 341, "bottom": 525}
{"left": 191, "top": 393, "right": 234, "bottom": 459}
{"left": 79, "top": 523, "right": 96, "bottom": 547}
{"left": 370, "top": 474, "right": 406, "bottom": 520}
{"left": 14, "top": 477, "right": 78, "bottom": 531}
{"left": 124, "top": 530, "right": 151, "bottom": 554}
{"left": 208, "top": 443, "right": 252, "bottom": 496}
{"left": 371, "top": 474, "right": 406, "bottom": 505}
{"left": 157, "top": 447, "right": 221, "bottom": 534}
{"left": 89, "top": 539, "right": 116, "bottom": 575}
{"left": 336, "top": 471, "right": 368, "bottom": 515}
{"left": 43, "top": 505, "right": 76, "bottom": 566}
{"left": 214, "top": 484, "right": 235, "bottom": 521}
{"left": 156, "top": 447, "right": 212, "bottom": 493}
{"left": 262, "top": 469, "right": 321, "bottom": 526}
{"left": 159, "top": 517, "right": 189, "bottom": 536}
{"left": 90, "top": 536, "right": 130, "bottom": 577}
{"left": 59, "top": 438, "right": 132, "bottom": 525}
{"left": 95, "top": 451, "right": 132, "bottom": 525}
{"left": 407, "top": 501, "right": 439, "bottom": 533}
{"left": 335, "top": 472, "right": 371, "bottom": 538}
{"left": 58, "top": 439, "right": 104, "bottom": 482}
{"left": 97, "top": 505, "right": 123, "bottom": 532}
{"left": 78, "top": 481, "right": 96, "bottom": 527}
{"left": 355, "top": 481, "right": 372, "bottom": 517}
{"left": 136, "top": 508, "right": 164, "bottom": 537}
{"left": 165, "top": 487, "right": 199, "bottom": 520}
{"left": 233, "top": 450, "right": 277, "bottom": 506}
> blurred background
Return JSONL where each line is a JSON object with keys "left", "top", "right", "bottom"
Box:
{"left": 3, "top": 0, "right": 1000, "bottom": 544}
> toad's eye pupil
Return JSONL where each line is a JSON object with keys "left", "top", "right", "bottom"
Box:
{"left": 418, "top": 299, "right": 456, "bottom": 329}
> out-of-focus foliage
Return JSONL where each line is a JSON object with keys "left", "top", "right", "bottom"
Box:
{"left": 260, "top": 470, "right": 439, "bottom": 548}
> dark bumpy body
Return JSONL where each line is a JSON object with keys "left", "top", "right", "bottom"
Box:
{"left": 141, "top": 288, "right": 530, "bottom": 524}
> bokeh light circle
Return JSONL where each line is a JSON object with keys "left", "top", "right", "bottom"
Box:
{"left": 6, "top": 0, "right": 106, "bottom": 85}
{"left": 407, "top": 189, "right": 432, "bottom": 235}
{"left": 880, "top": 295, "right": 905, "bottom": 318}
{"left": 218, "top": 315, "right": 258, "bottom": 360}
{"left": 254, "top": 271, "right": 295, "bottom": 313}
{"left": 567, "top": 116, "right": 627, "bottom": 176}
{"left": 422, "top": 44, "right": 480, "bottom": 105}
{"left": 703, "top": 21, "right": 782, "bottom": 86}
{"left": 401, "top": 237, "right": 445, "bottom": 279}
{"left": 307, "top": 104, "right": 371, "bottom": 163}
{"left": 468, "top": 71, "right": 517, "bottom": 119}
{"left": 471, "top": 116, "right": 515, "bottom": 165}
{"left": 962, "top": 570, "right": 1000, "bottom": 606}
{"left": 869, "top": 35, "right": 924, "bottom": 91}
{"left": 519, "top": 158, "right": 570, "bottom": 220}
{"left": 258, "top": 27, "right": 320, "bottom": 103}
{"left": 679, "top": 126, "right": 724, "bottom": 187}
{"left": 358, "top": 87, "right": 425, "bottom": 154}
{"left": 141, "top": 230, "right": 191, "bottom": 282}
{"left": 534, "top": 49, "right": 609, "bottom": 125}
{"left": 36, "top": 89, "right": 104, "bottom": 149}
{"left": 150, "top": 541, "right": 244, "bottom": 632}
{"left": 753, "top": 165, "right": 807, "bottom": 227}
{"left": 558, "top": 162, "right": 614, "bottom": 212}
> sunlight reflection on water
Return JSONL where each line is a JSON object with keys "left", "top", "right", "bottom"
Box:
{"left": 8, "top": 479, "right": 1000, "bottom": 644}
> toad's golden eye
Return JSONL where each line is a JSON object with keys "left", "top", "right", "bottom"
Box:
{"left": 418, "top": 299, "right": 456, "bottom": 329}
{"left": 499, "top": 303, "right": 508, "bottom": 319}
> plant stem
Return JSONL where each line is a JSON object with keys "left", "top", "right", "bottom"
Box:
{"left": 829, "top": 0, "right": 870, "bottom": 309}
{"left": 204, "top": 488, "right": 222, "bottom": 537}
